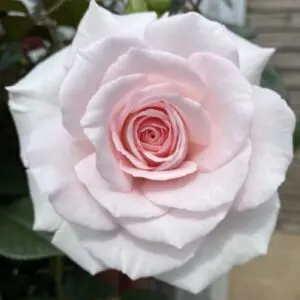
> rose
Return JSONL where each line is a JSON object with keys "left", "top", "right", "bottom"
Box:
{"left": 8, "top": 1, "right": 295, "bottom": 294}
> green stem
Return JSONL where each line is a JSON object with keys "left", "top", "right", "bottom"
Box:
{"left": 52, "top": 256, "right": 64, "bottom": 300}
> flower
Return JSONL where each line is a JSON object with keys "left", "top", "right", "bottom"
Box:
{"left": 8, "top": 0, "right": 295, "bottom": 294}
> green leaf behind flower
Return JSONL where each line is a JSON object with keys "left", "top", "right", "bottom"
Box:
{"left": 261, "top": 64, "right": 289, "bottom": 101}
{"left": 126, "top": 0, "right": 148, "bottom": 13}
{"left": 0, "top": 197, "right": 61, "bottom": 260}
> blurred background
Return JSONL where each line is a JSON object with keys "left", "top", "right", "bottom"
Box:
{"left": 0, "top": 0, "right": 299, "bottom": 300}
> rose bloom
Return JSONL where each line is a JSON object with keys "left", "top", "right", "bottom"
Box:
{"left": 8, "top": 1, "right": 295, "bottom": 294}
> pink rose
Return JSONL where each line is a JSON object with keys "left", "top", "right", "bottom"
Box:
{"left": 8, "top": 1, "right": 295, "bottom": 294}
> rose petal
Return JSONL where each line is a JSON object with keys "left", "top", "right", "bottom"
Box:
{"left": 25, "top": 119, "right": 117, "bottom": 231}
{"left": 189, "top": 53, "right": 253, "bottom": 170}
{"left": 226, "top": 30, "right": 275, "bottom": 84}
{"left": 145, "top": 12, "right": 239, "bottom": 66}
{"left": 158, "top": 194, "right": 280, "bottom": 294}
{"left": 27, "top": 168, "right": 62, "bottom": 232}
{"left": 52, "top": 222, "right": 105, "bottom": 275}
{"left": 81, "top": 75, "right": 150, "bottom": 191}
{"left": 141, "top": 142, "right": 251, "bottom": 211}
{"left": 102, "top": 48, "right": 205, "bottom": 98}
{"left": 61, "top": 37, "right": 148, "bottom": 141}
{"left": 234, "top": 87, "right": 295, "bottom": 211}
{"left": 120, "top": 160, "right": 198, "bottom": 181}
{"left": 131, "top": 90, "right": 212, "bottom": 146}
{"left": 70, "top": 223, "right": 197, "bottom": 280}
{"left": 66, "top": 0, "right": 156, "bottom": 67}
{"left": 49, "top": 170, "right": 118, "bottom": 231}
{"left": 75, "top": 154, "right": 167, "bottom": 219}
{"left": 123, "top": 207, "right": 228, "bottom": 249}
{"left": 7, "top": 47, "right": 68, "bottom": 166}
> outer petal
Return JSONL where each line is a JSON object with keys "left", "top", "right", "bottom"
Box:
{"left": 189, "top": 53, "right": 253, "bottom": 170}
{"left": 26, "top": 119, "right": 117, "bottom": 232}
{"left": 67, "top": 0, "right": 156, "bottom": 67}
{"left": 102, "top": 48, "right": 205, "bottom": 96}
{"left": 75, "top": 154, "right": 167, "bottom": 219}
{"left": 52, "top": 222, "right": 105, "bottom": 275}
{"left": 145, "top": 12, "right": 239, "bottom": 65}
{"left": 158, "top": 194, "right": 280, "bottom": 294}
{"left": 123, "top": 207, "right": 227, "bottom": 249}
{"left": 141, "top": 142, "right": 251, "bottom": 212}
{"left": 61, "top": 37, "right": 148, "bottom": 141}
{"left": 235, "top": 87, "right": 295, "bottom": 211}
{"left": 8, "top": 47, "right": 69, "bottom": 166}
{"left": 27, "top": 169, "right": 62, "bottom": 232}
{"left": 226, "top": 30, "right": 274, "bottom": 84}
{"left": 71, "top": 224, "right": 197, "bottom": 280}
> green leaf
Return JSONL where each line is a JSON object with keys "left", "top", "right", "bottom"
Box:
{"left": 146, "top": 0, "right": 171, "bottom": 14}
{"left": 261, "top": 65, "right": 289, "bottom": 101}
{"left": 121, "top": 289, "right": 169, "bottom": 300}
{"left": 0, "top": 133, "right": 28, "bottom": 195}
{"left": 64, "top": 268, "right": 117, "bottom": 300}
{"left": 293, "top": 120, "right": 300, "bottom": 151}
{"left": 227, "top": 21, "right": 257, "bottom": 40}
{"left": 0, "top": 197, "right": 61, "bottom": 260}
{"left": 126, "top": 0, "right": 148, "bottom": 13}
{"left": 0, "top": 0, "right": 28, "bottom": 12}
{"left": 0, "top": 42, "right": 23, "bottom": 72}
{"left": 43, "top": 0, "right": 88, "bottom": 27}
{"left": 1, "top": 15, "right": 34, "bottom": 39}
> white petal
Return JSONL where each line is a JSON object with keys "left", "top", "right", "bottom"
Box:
{"left": 123, "top": 208, "right": 227, "bottom": 249}
{"left": 189, "top": 53, "right": 253, "bottom": 170}
{"left": 226, "top": 30, "right": 275, "bottom": 84}
{"left": 102, "top": 48, "right": 205, "bottom": 96}
{"left": 71, "top": 224, "right": 197, "bottom": 280}
{"left": 61, "top": 37, "right": 148, "bottom": 141}
{"left": 8, "top": 47, "right": 69, "bottom": 166}
{"left": 158, "top": 194, "right": 280, "bottom": 294}
{"left": 141, "top": 140, "right": 251, "bottom": 212}
{"left": 67, "top": 0, "right": 156, "bottom": 67}
{"left": 27, "top": 169, "right": 62, "bottom": 232}
{"left": 235, "top": 87, "right": 295, "bottom": 211}
{"left": 145, "top": 12, "right": 239, "bottom": 65}
{"left": 75, "top": 153, "right": 166, "bottom": 219}
{"left": 52, "top": 222, "right": 105, "bottom": 275}
{"left": 26, "top": 119, "right": 117, "bottom": 231}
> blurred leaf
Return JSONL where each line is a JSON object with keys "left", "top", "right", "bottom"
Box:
{"left": 126, "top": 0, "right": 148, "bottom": 13}
{"left": 294, "top": 120, "right": 300, "bottom": 151}
{"left": 261, "top": 65, "right": 289, "bottom": 101}
{"left": 146, "top": 0, "right": 170, "bottom": 14}
{"left": 2, "top": 15, "right": 34, "bottom": 39}
{"left": 0, "top": 197, "right": 61, "bottom": 260}
{"left": 121, "top": 289, "right": 169, "bottom": 300}
{"left": 43, "top": 0, "right": 88, "bottom": 27}
{"left": 227, "top": 20, "right": 257, "bottom": 39}
{"left": 0, "top": 42, "right": 23, "bottom": 72}
{"left": 0, "top": 115, "right": 28, "bottom": 195}
{"left": 64, "top": 268, "right": 117, "bottom": 300}
{"left": 0, "top": 0, "right": 28, "bottom": 12}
